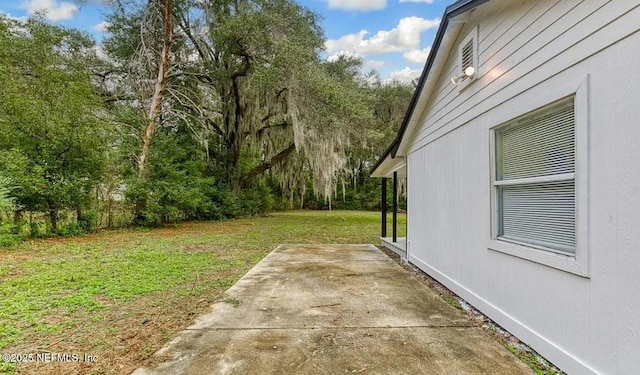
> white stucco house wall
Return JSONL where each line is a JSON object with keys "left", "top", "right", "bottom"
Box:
{"left": 372, "top": 0, "right": 640, "bottom": 374}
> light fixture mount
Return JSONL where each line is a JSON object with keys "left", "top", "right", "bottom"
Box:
{"left": 450, "top": 65, "right": 476, "bottom": 86}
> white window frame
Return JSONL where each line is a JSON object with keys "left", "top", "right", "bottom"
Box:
{"left": 457, "top": 25, "right": 478, "bottom": 91}
{"left": 488, "top": 77, "right": 590, "bottom": 277}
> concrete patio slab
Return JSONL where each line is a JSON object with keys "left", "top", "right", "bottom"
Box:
{"left": 132, "top": 244, "right": 533, "bottom": 375}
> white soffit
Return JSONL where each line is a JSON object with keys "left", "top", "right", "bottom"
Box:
{"left": 371, "top": 156, "right": 406, "bottom": 178}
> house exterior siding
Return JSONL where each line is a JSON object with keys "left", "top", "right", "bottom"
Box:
{"left": 405, "top": 1, "right": 640, "bottom": 374}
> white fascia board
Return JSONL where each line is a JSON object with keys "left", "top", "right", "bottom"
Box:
{"left": 395, "top": 20, "right": 467, "bottom": 157}
{"left": 371, "top": 156, "right": 406, "bottom": 178}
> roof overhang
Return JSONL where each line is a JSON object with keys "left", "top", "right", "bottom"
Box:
{"left": 370, "top": 154, "right": 406, "bottom": 178}
{"left": 371, "top": 0, "right": 491, "bottom": 178}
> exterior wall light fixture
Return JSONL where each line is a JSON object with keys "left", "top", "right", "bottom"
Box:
{"left": 451, "top": 66, "right": 475, "bottom": 85}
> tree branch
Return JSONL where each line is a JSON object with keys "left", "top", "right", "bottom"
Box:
{"left": 101, "top": 93, "right": 137, "bottom": 104}
{"left": 244, "top": 143, "right": 296, "bottom": 182}
{"left": 177, "top": 13, "right": 208, "bottom": 61}
{"left": 256, "top": 121, "right": 291, "bottom": 137}
{"left": 230, "top": 40, "right": 251, "bottom": 79}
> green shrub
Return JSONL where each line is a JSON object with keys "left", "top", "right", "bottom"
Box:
{"left": 11, "top": 220, "right": 25, "bottom": 235}
{"left": 0, "top": 223, "right": 25, "bottom": 247}
{"left": 208, "top": 188, "right": 239, "bottom": 219}
{"left": 59, "top": 223, "right": 85, "bottom": 237}
{"left": 29, "top": 221, "right": 42, "bottom": 238}
{"left": 77, "top": 210, "right": 98, "bottom": 232}
{"left": 238, "top": 184, "right": 273, "bottom": 216}
{"left": 0, "top": 233, "right": 21, "bottom": 247}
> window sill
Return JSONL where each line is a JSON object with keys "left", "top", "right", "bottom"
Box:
{"left": 487, "top": 239, "right": 589, "bottom": 277}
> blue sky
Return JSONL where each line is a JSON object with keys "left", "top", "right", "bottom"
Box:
{"left": 0, "top": 0, "right": 449, "bottom": 81}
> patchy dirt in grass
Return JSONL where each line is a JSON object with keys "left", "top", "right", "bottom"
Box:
{"left": 8, "top": 265, "right": 251, "bottom": 375}
{"left": 179, "top": 244, "right": 210, "bottom": 253}
{"left": 0, "top": 265, "right": 27, "bottom": 281}
{"left": 0, "top": 251, "right": 33, "bottom": 261}
{"left": 139, "top": 221, "right": 255, "bottom": 239}
{"left": 3, "top": 220, "right": 256, "bottom": 254}
{"left": 0, "top": 251, "right": 34, "bottom": 280}
{"left": 0, "top": 221, "right": 263, "bottom": 374}
{"left": 179, "top": 243, "right": 227, "bottom": 253}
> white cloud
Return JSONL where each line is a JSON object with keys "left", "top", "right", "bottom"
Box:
{"left": 94, "top": 21, "right": 110, "bottom": 32}
{"left": 366, "top": 59, "right": 386, "bottom": 69}
{"left": 326, "top": 31, "right": 368, "bottom": 54}
{"left": 403, "top": 46, "right": 431, "bottom": 64}
{"left": 327, "top": 50, "right": 361, "bottom": 62}
{"left": 326, "top": 54, "right": 386, "bottom": 71}
{"left": 399, "top": 0, "right": 435, "bottom": 3}
{"left": 21, "top": 0, "right": 78, "bottom": 21}
{"left": 387, "top": 67, "right": 422, "bottom": 83}
{"left": 0, "top": 11, "right": 27, "bottom": 22}
{"left": 325, "top": 0, "right": 387, "bottom": 11}
{"left": 325, "top": 16, "right": 440, "bottom": 56}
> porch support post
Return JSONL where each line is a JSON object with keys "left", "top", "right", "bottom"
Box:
{"left": 392, "top": 171, "right": 398, "bottom": 243}
{"left": 381, "top": 177, "right": 387, "bottom": 237}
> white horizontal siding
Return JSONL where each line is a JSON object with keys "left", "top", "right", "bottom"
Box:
{"left": 411, "top": 0, "right": 639, "bottom": 153}
{"left": 406, "top": 0, "right": 640, "bottom": 374}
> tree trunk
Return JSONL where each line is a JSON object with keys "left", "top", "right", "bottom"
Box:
{"left": 226, "top": 144, "right": 242, "bottom": 192}
{"left": 48, "top": 203, "right": 58, "bottom": 233}
{"left": 134, "top": 0, "right": 174, "bottom": 223}
{"left": 137, "top": 0, "right": 174, "bottom": 179}
{"left": 107, "top": 194, "right": 114, "bottom": 228}
{"left": 134, "top": 199, "right": 147, "bottom": 223}
{"left": 13, "top": 209, "right": 23, "bottom": 225}
{"left": 103, "top": 182, "right": 115, "bottom": 228}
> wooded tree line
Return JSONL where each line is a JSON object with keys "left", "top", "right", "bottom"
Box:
{"left": 0, "top": 0, "right": 413, "bottom": 240}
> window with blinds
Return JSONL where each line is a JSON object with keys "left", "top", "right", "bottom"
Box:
{"left": 494, "top": 98, "right": 576, "bottom": 255}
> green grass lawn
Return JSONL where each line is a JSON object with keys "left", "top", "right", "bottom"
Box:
{"left": 0, "top": 210, "right": 406, "bottom": 375}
